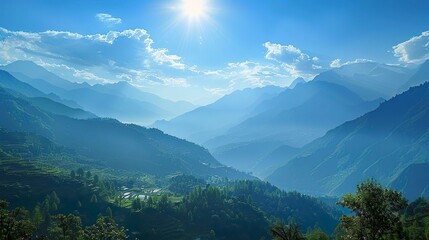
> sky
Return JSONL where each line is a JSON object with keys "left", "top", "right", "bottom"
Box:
{"left": 0, "top": 0, "right": 429, "bottom": 104}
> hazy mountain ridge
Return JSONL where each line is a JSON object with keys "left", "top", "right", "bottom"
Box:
{"left": 0, "top": 60, "right": 83, "bottom": 90}
{"left": 399, "top": 59, "right": 429, "bottom": 92}
{"left": 208, "top": 81, "right": 382, "bottom": 173}
{"left": 1, "top": 61, "right": 196, "bottom": 125}
{"left": 0, "top": 86, "right": 251, "bottom": 179}
{"left": 390, "top": 163, "right": 429, "bottom": 200}
{"left": 314, "top": 62, "right": 414, "bottom": 100}
{"left": 0, "top": 70, "right": 96, "bottom": 120}
{"left": 208, "top": 81, "right": 382, "bottom": 148}
{"left": 267, "top": 81, "right": 429, "bottom": 199}
{"left": 153, "top": 85, "right": 284, "bottom": 143}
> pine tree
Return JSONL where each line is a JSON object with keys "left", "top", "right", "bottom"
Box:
{"left": 77, "top": 168, "right": 84, "bottom": 178}
{"left": 131, "top": 198, "right": 142, "bottom": 211}
{"left": 86, "top": 170, "right": 92, "bottom": 179}
{"left": 93, "top": 174, "right": 99, "bottom": 184}
{"left": 70, "top": 170, "right": 76, "bottom": 178}
{"left": 106, "top": 207, "right": 113, "bottom": 218}
{"left": 32, "top": 203, "right": 44, "bottom": 229}
{"left": 90, "top": 194, "right": 98, "bottom": 204}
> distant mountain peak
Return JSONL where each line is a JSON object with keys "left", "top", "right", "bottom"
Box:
{"left": 1, "top": 60, "right": 79, "bottom": 91}
{"left": 4, "top": 60, "right": 47, "bottom": 73}
{"left": 267, "top": 81, "right": 429, "bottom": 198}
{"left": 289, "top": 77, "right": 306, "bottom": 89}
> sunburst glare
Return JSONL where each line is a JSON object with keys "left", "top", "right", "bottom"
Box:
{"left": 181, "top": 0, "right": 207, "bottom": 19}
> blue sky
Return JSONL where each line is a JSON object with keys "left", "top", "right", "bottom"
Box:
{"left": 1, "top": 0, "right": 429, "bottom": 104}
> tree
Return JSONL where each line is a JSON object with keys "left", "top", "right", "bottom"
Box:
{"left": 33, "top": 203, "right": 44, "bottom": 230}
{"left": 77, "top": 168, "right": 85, "bottom": 178}
{"left": 70, "top": 170, "right": 76, "bottom": 178}
{"left": 131, "top": 198, "right": 141, "bottom": 211}
{"left": 84, "top": 216, "right": 126, "bottom": 240}
{"left": 337, "top": 179, "right": 407, "bottom": 240}
{"left": 158, "top": 194, "right": 170, "bottom": 211}
{"left": 0, "top": 200, "right": 35, "bottom": 239}
{"left": 106, "top": 207, "right": 113, "bottom": 218}
{"left": 93, "top": 174, "right": 99, "bottom": 184}
{"left": 305, "top": 227, "right": 329, "bottom": 240}
{"left": 51, "top": 191, "right": 60, "bottom": 206}
{"left": 426, "top": 223, "right": 429, "bottom": 239}
{"left": 49, "top": 214, "right": 83, "bottom": 240}
{"left": 209, "top": 229, "right": 216, "bottom": 240}
{"left": 86, "top": 171, "right": 92, "bottom": 179}
{"left": 269, "top": 218, "right": 305, "bottom": 240}
{"left": 147, "top": 196, "right": 154, "bottom": 207}
{"left": 90, "top": 194, "right": 98, "bottom": 204}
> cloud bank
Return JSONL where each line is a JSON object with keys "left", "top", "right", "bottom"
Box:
{"left": 393, "top": 30, "right": 429, "bottom": 64}
{"left": 263, "top": 42, "right": 324, "bottom": 79}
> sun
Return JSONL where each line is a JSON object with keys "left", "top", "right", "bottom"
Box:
{"left": 181, "top": 0, "right": 208, "bottom": 19}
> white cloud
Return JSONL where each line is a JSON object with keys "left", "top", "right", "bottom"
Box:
{"left": 144, "top": 38, "right": 186, "bottom": 70}
{"left": 0, "top": 27, "right": 186, "bottom": 72}
{"left": 96, "top": 13, "right": 122, "bottom": 26}
{"left": 330, "top": 58, "right": 374, "bottom": 68}
{"left": 263, "top": 42, "right": 324, "bottom": 79}
{"left": 330, "top": 59, "right": 342, "bottom": 68}
{"left": 393, "top": 30, "right": 429, "bottom": 64}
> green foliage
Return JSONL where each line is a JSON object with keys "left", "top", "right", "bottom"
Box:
{"left": 0, "top": 87, "right": 248, "bottom": 179}
{"left": 49, "top": 214, "right": 83, "bottom": 240}
{"left": 90, "top": 194, "right": 98, "bottom": 204}
{"left": 0, "top": 200, "right": 35, "bottom": 239}
{"left": 83, "top": 216, "right": 126, "bottom": 240}
{"left": 269, "top": 219, "right": 305, "bottom": 240}
{"left": 402, "top": 197, "right": 429, "bottom": 240}
{"left": 0, "top": 199, "right": 127, "bottom": 240}
{"left": 93, "top": 174, "right": 99, "bottom": 184}
{"left": 168, "top": 174, "right": 206, "bottom": 194}
{"left": 77, "top": 168, "right": 84, "bottom": 178}
{"left": 86, "top": 171, "right": 92, "bottom": 179}
{"left": 105, "top": 207, "right": 113, "bottom": 218}
{"left": 209, "top": 229, "right": 216, "bottom": 239}
{"left": 131, "top": 198, "right": 142, "bottom": 211}
{"left": 337, "top": 179, "right": 408, "bottom": 240}
{"left": 305, "top": 227, "right": 330, "bottom": 240}
{"left": 177, "top": 185, "right": 269, "bottom": 239}
{"left": 33, "top": 203, "right": 44, "bottom": 230}
{"left": 228, "top": 180, "right": 340, "bottom": 233}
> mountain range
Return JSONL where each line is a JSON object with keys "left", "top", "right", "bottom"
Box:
{"left": 153, "top": 85, "right": 284, "bottom": 143}
{"left": 2, "top": 58, "right": 429, "bottom": 200}
{"left": 267, "top": 81, "right": 429, "bottom": 199}
{"left": 0, "top": 81, "right": 250, "bottom": 179}
{"left": 208, "top": 81, "right": 382, "bottom": 175}
{"left": 1, "top": 61, "right": 195, "bottom": 125}
{"left": 313, "top": 62, "right": 414, "bottom": 100}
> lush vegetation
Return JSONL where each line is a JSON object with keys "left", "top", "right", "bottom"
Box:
{"left": 0, "top": 85, "right": 250, "bottom": 179}
{"left": 0, "top": 126, "right": 339, "bottom": 239}
{"left": 3, "top": 176, "right": 429, "bottom": 239}
{"left": 1, "top": 63, "right": 429, "bottom": 239}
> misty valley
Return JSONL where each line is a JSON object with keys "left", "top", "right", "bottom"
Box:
{"left": 1, "top": 0, "right": 429, "bottom": 239}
